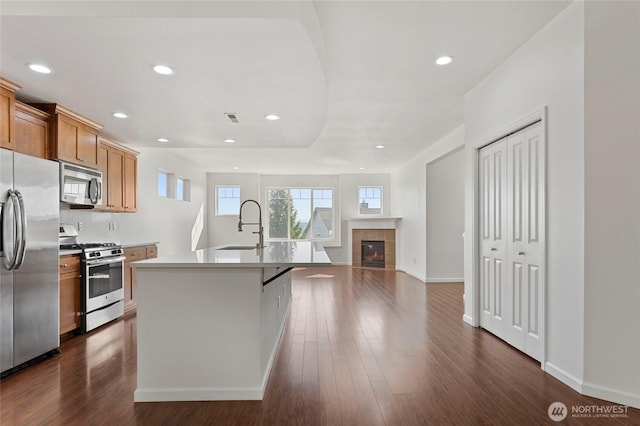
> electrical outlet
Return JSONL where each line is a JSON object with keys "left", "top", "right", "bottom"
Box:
{"left": 278, "top": 296, "right": 281, "bottom": 309}
{"left": 77, "top": 221, "right": 83, "bottom": 231}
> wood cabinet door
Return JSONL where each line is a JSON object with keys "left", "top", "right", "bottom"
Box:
{"left": 123, "top": 247, "right": 145, "bottom": 311}
{"left": 77, "top": 124, "right": 98, "bottom": 167}
{"left": 59, "top": 255, "right": 82, "bottom": 334}
{"left": 108, "top": 148, "right": 125, "bottom": 210}
{"left": 123, "top": 154, "right": 137, "bottom": 212}
{"left": 57, "top": 114, "right": 80, "bottom": 163}
{"left": 14, "top": 105, "right": 49, "bottom": 159}
{"left": 1, "top": 86, "right": 16, "bottom": 149}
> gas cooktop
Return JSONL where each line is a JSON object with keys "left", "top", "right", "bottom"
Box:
{"left": 60, "top": 242, "right": 119, "bottom": 250}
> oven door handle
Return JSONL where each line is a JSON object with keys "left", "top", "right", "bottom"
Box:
{"left": 85, "top": 255, "right": 126, "bottom": 266}
{"left": 87, "top": 274, "right": 110, "bottom": 280}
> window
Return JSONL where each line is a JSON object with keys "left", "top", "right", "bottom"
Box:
{"left": 176, "top": 177, "right": 191, "bottom": 201}
{"left": 216, "top": 186, "right": 241, "bottom": 215}
{"left": 359, "top": 186, "right": 382, "bottom": 215}
{"left": 157, "top": 172, "right": 168, "bottom": 197}
{"left": 267, "top": 187, "right": 334, "bottom": 240}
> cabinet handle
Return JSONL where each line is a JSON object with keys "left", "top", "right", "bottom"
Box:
{"left": 490, "top": 248, "right": 497, "bottom": 251}
{"left": 518, "top": 251, "right": 525, "bottom": 256}
{"left": 62, "top": 263, "right": 68, "bottom": 268}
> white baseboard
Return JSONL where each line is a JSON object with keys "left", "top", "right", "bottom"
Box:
{"left": 544, "top": 362, "right": 583, "bottom": 393}
{"left": 134, "top": 387, "right": 264, "bottom": 402}
{"left": 425, "top": 277, "right": 464, "bottom": 283}
{"left": 463, "top": 314, "right": 475, "bottom": 326}
{"left": 582, "top": 381, "right": 640, "bottom": 409}
{"left": 397, "top": 269, "right": 426, "bottom": 282}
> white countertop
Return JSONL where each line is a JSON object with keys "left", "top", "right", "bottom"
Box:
{"left": 131, "top": 241, "right": 332, "bottom": 268}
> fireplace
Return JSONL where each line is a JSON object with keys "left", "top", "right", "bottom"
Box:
{"left": 361, "top": 240, "right": 385, "bottom": 268}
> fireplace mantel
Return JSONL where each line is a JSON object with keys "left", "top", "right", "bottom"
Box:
{"left": 346, "top": 217, "right": 402, "bottom": 229}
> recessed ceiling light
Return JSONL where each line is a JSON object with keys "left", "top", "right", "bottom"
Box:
{"left": 233, "top": 166, "right": 240, "bottom": 170}
{"left": 265, "top": 114, "right": 280, "bottom": 121}
{"left": 153, "top": 65, "right": 174, "bottom": 75}
{"left": 435, "top": 56, "right": 453, "bottom": 66}
{"left": 224, "top": 139, "right": 236, "bottom": 143}
{"left": 359, "top": 167, "right": 365, "bottom": 170}
{"left": 157, "top": 138, "right": 169, "bottom": 143}
{"left": 376, "top": 145, "right": 385, "bottom": 149}
{"left": 27, "top": 63, "right": 52, "bottom": 74}
{"left": 112, "top": 112, "right": 128, "bottom": 119}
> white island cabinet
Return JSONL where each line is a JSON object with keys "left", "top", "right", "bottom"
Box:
{"left": 132, "top": 241, "right": 330, "bottom": 402}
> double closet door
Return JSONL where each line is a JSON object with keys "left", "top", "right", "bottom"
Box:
{"left": 479, "top": 121, "right": 543, "bottom": 361}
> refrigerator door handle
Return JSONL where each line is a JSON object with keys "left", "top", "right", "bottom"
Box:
{"left": 2, "top": 190, "right": 20, "bottom": 270}
{"left": 13, "top": 190, "right": 27, "bottom": 270}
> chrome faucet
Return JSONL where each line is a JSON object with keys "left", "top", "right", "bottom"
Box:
{"left": 238, "top": 199, "right": 264, "bottom": 249}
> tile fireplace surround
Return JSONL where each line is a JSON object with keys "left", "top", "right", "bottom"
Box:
{"left": 352, "top": 228, "right": 396, "bottom": 270}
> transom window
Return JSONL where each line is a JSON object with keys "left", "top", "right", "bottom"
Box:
{"left": 359, "top": 186, "right": 382, "bottom": 215}
{"left": 267, "top": 187, "right": 334, "bottom": 240}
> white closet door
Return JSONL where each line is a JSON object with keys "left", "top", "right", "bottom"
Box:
{"left": 480, "top": 122, "right": 543, "bottom": 362}
{"left": 479, "top": 139, "right": 507, "bottom": 341}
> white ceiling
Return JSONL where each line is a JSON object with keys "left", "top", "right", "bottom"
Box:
{"left": 1, "top": 1, "right": 570, "bottom": 174}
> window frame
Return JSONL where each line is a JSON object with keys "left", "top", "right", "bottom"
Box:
{"left": 265, "top": 186, "right": 335, "bottom": 242}
{"left": 157, "top": 171, "right": 169, "bottom": 198}
{"left": 215, "top": 185, "right": 241, "bottom": 216}
{"left": 358, "top": 186, "right": 383, "bottom": 216}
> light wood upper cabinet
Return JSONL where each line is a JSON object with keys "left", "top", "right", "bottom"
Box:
{"left": 32, "top": 103, "right": 102, "bottom": 167}
{"left": 124, "top": 153, "right": 137, "bottom": 212}
{"left": 0, "top": 78, "right": 20, "bottom": 150}
{"left": 14, "top": 101, "right": 50, "bottom": 159}
{"left": 97, "top": 138, "right": 138, "bottom": 213}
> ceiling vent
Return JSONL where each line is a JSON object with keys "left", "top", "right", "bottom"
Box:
{"left": 225, "top": 113, "right": 239, "bottom": 123}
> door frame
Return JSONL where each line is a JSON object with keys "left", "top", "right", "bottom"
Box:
{"left": 467, "top": 107, "right": 547, "bottom": 368}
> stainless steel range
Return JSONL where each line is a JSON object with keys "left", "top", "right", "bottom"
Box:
{"left": 60, "top": 227, "right": 125, "bottom": 333}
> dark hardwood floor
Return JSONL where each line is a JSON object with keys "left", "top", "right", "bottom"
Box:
{"left": 1, "top": 266, "right": 637, "bottom": 425}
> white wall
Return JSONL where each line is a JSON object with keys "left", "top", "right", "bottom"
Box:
{"left": 207, "top": 173, "right": 261, "bottom": 248}
{"left": 464, "top": 0, "right": 585, "bottom": 389}
{"left": 60, "top": 149, "right": 208, "bottom": 256}
{"left": 331, "top": 173, "right": 392, "bottom": 264}
{"left": 391, "top": 125, "right": 464, "bottom": 281}
{"left": 425, "top": 148, "right": 465, "bottom": 282}
{"left": 204, "top": 172, "right": 391, "bottom": 265}
{"left": 464, "top": 0, "right": 586, "bottom": 395}
{"left": 582, "top": 1, "right": 640, "bottom": 407}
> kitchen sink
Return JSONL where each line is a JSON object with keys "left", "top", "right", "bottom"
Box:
{"left": 217, "top": 245, "right": 259, "bottom": 251}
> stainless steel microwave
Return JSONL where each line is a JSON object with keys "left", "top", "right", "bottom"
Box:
{"left": 59, "top": 161, "right": 102, "bottom": 206}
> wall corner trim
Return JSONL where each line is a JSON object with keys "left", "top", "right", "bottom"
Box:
{"left": 544, "top": 362, "right": 583, "bottom": 394}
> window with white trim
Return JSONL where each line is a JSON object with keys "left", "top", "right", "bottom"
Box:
{"left": 176, "top": 177, "right": 191, "bottom": 201}
{"left": 157, "top": 172, "right": 168, "bottom": 197}
{"left": 358, "top": 186, "right": 382, "bottom": 215}
{"left": 216, "top": 186, "right": 241, "bottom": 215}
{"left": 267, "top": 187, "right": 334, "bottom": 240}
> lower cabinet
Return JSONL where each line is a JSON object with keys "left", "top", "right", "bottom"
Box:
{"left": 59, "top": 255, "right": 82, "bottom": 335}
{"left": 124, "top": 244, "right": 157, "bottom": 311}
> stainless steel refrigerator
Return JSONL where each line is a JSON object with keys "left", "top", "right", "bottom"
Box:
{"left": 1, "top": 148, "right": 60, "bottom": 376}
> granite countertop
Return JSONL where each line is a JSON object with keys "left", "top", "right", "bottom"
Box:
{"left": 132, "top": 241, "right": 331, "bottom": 269}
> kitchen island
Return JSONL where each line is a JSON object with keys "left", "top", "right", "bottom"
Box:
{"left": 132, "top": 241, "right": 331, "bottom": 402}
